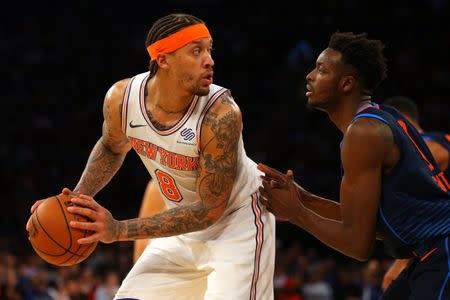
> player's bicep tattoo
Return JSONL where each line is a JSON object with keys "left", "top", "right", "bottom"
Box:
{"left": 199, "top": 97, "right": 240, "bottom": 210}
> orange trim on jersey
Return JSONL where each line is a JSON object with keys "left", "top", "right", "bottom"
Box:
{"left": 397, "top": 120, "right": 435, "bottom": 171}
{"left": 139, "top": 75, "right": 199, "bottom": 136}
{"left": 121, "top": 77, "right": 134, "bottom": 133}
{"left": 195, "top": 88, "right": 228, "bottom": 152}
{"left": 420, "top": 247, "right": 438, "bottom": 262}
{"left": 445, "top": 134, "right": 450, "bottom": 143}
{"left": 250, "top": 193, "right": 264, "bottom": 300}
{"left": 146, "top": 24, "right": 211, "bottom": 61}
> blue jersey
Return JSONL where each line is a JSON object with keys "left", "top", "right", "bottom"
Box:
{"left": 351, "top": 103, "right": 450, "bottom": 258}
{"left": 421, "top": 131, "right": 450, "bottom": 180}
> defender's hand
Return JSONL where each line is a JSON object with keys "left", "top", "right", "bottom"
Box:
{"left": 257, "top": 163, "right": 303, "bottom": 221}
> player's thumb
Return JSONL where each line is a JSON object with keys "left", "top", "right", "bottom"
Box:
{"left": 286, "top": 170, "right": 294, "bottom": 180}
{"left": 26, "top": 216, "right": 32, "bottom": 232}
{"left": 62, "top": 187, "right": 72, "bottom": 195}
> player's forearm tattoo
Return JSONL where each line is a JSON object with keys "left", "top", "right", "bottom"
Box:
{"left": 119, "top": 202, "right": 215, "bottom": 240}
{"left": 118, "top": 94, "right": 240, "bottom": 240}
{"left": 74, "top": 140, "right": 125, "bottom": 196}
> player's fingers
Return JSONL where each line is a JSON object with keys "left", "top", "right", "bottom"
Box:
{"left": 262, "top": 179, "right": 283, "bottom": 191}
{"left": 286, "top": 169, "right": 295, "bottom": 180}
{"left": 77, "top": 234, "right": 99, "bottom": 245}
{"left": 259, "top": 186, "right": 270, "bottom": 199}
{"left": 31, "top": 200, "right": 44, "bottom": 213}
{"left": 261, "top": 175, "right": 277, "bottom": 182}
{"left": 62, "top": 187, "right": 80, "bottom": 197}
{"left": 70, "top": 220, "right": 97, "bottom": 231}
{"left": 270, "top": 179, "right": 284, "bottom": 189}
{"left": 70, "top": 196, "right": 99, "bottom": 210}
{"left": 26, "top": 216, "right": 32, "bottom": 231}
{"left": 257, "top": 163, "right": 286, "bottom": 181}
{"left": 67, "top": 206, "right": 97, "bottom": 220}
{"left": 78, "top": 194, "right": 101, "bottom": 207}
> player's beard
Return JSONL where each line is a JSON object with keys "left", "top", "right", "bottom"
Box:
{"left": 192, "top": 81, "right": 211, "bottom": 96}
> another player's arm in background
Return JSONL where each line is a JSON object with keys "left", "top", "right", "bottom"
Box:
{"left": 113, "top": 91, "right": 240, "bottom": 240}
{"left": 424, "top": 139, "right": 449, "bottom": 172}
{"left": 133, "top": 180, "right": 166, "bottom": 263}
{"left": 74, "top": 79, "right": 132, "bottom": 196}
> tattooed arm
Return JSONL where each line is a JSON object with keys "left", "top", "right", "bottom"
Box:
{"left": 69, "top": 91, "right": 242, "bottom": 243}
{"left": 26, "top": 79, "right": 131, "bottom": 232}
{"left": 74, "top": 79, "right": 132, "bottom": 196}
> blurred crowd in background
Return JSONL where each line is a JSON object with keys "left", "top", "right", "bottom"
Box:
{"left": 2, "top": 1, "right": 450, "bottom": 299}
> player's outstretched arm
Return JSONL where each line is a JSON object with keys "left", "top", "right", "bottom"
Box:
{"left": 74, "top": 80, "right": 132, "bottom": 196}
{"left": 260, "top": 118, "right": 390, "bottom": 261}
{"left": 296, "top": 118, "right": 388, "bottom": 261}
{"left": 68, "top": 91, "right": 241, "bottom": 243}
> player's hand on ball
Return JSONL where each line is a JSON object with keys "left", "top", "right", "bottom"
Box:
{"left": 26, "top": 188, "right": 81, "bottom": 232}
{"left": 67, "top": 192, "right": 120, "bottom": 244}
{"left": 257, "top": 163, "right": 303, "bottom": 221}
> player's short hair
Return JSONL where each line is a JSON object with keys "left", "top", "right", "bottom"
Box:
{"left": 328, "top": 32, "right": 387, "bottom": 95}
{"left": 384, "top": 96, "right": 419, "bottom": 122}
{"left": 145, "top": 13, "right": 205, "bottom": 76}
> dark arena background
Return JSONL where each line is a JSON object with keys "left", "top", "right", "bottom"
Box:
{"left": 2, "top": 1, "right": 450, "bottom": 299}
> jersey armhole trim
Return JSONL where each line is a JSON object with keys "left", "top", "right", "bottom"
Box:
{"left": 120, "top": 77, "right": 136, "bottom": 135}
{"left": 195, "top": 88, "right": 228, "bottom": 152}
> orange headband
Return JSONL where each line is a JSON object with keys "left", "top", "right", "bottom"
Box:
{"left": 147, "top": 23, "right": 211, "bottom": 61}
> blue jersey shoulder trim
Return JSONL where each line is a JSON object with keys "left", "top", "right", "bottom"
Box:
{"left": 351, "top": 113, "right": 389, "bottom": 124}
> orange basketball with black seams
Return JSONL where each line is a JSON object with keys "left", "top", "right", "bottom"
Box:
{"left": 28, "top": 193, "right": 97, "bottom": 266}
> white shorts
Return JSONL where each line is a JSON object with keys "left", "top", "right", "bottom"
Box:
{"left": 114, "top": 193, "right": 275, "bottom": 300}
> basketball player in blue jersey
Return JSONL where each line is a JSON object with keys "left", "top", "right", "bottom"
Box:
{"left": 27, "top": 13, "right": 275, "bottom": 299}
{"left": 257, "top": 32, "right": 450, "bottom": 299}
{"left": 381, "top": 96, "right": 450, "bottom": 296}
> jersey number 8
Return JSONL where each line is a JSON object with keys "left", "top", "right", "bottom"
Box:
{"left": 155, "top": 169, "right": 183, "bottom": 202}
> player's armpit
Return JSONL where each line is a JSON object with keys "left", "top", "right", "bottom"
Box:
{"left": 197, "top": 90, "right": 242, "bottom": 222}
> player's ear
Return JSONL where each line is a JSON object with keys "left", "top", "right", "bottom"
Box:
{"left": 155, "top": 53, "right": 170, "bottom": 69}
{"left": 341, "top": 75, "right": 355, "bottom": 93}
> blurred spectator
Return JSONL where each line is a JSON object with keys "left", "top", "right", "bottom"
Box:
{"left": 94, "top": 270, "right": 120, "bottom": 300}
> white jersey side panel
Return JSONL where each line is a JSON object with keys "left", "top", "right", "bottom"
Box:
{"left": 122, "top": 72, "right": 262, "bottom": 239}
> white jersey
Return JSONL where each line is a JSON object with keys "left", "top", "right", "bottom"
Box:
{"left": 121, "top": 71, "right": 262, "bottom": 238}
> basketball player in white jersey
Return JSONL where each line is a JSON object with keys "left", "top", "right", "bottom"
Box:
{"left": 27, "top": 13, "right": 275, "bottom": 299}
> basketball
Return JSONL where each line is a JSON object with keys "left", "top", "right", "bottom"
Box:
{"left": 28, "top": 192, "right": 97, "bottom": 266}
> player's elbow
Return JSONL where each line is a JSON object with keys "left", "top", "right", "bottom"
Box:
{"left": 353, "top": 252, "right": 371, "bottom": 262}
{"left": 352, "top": 242, "right": 374, "bottom": 262}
